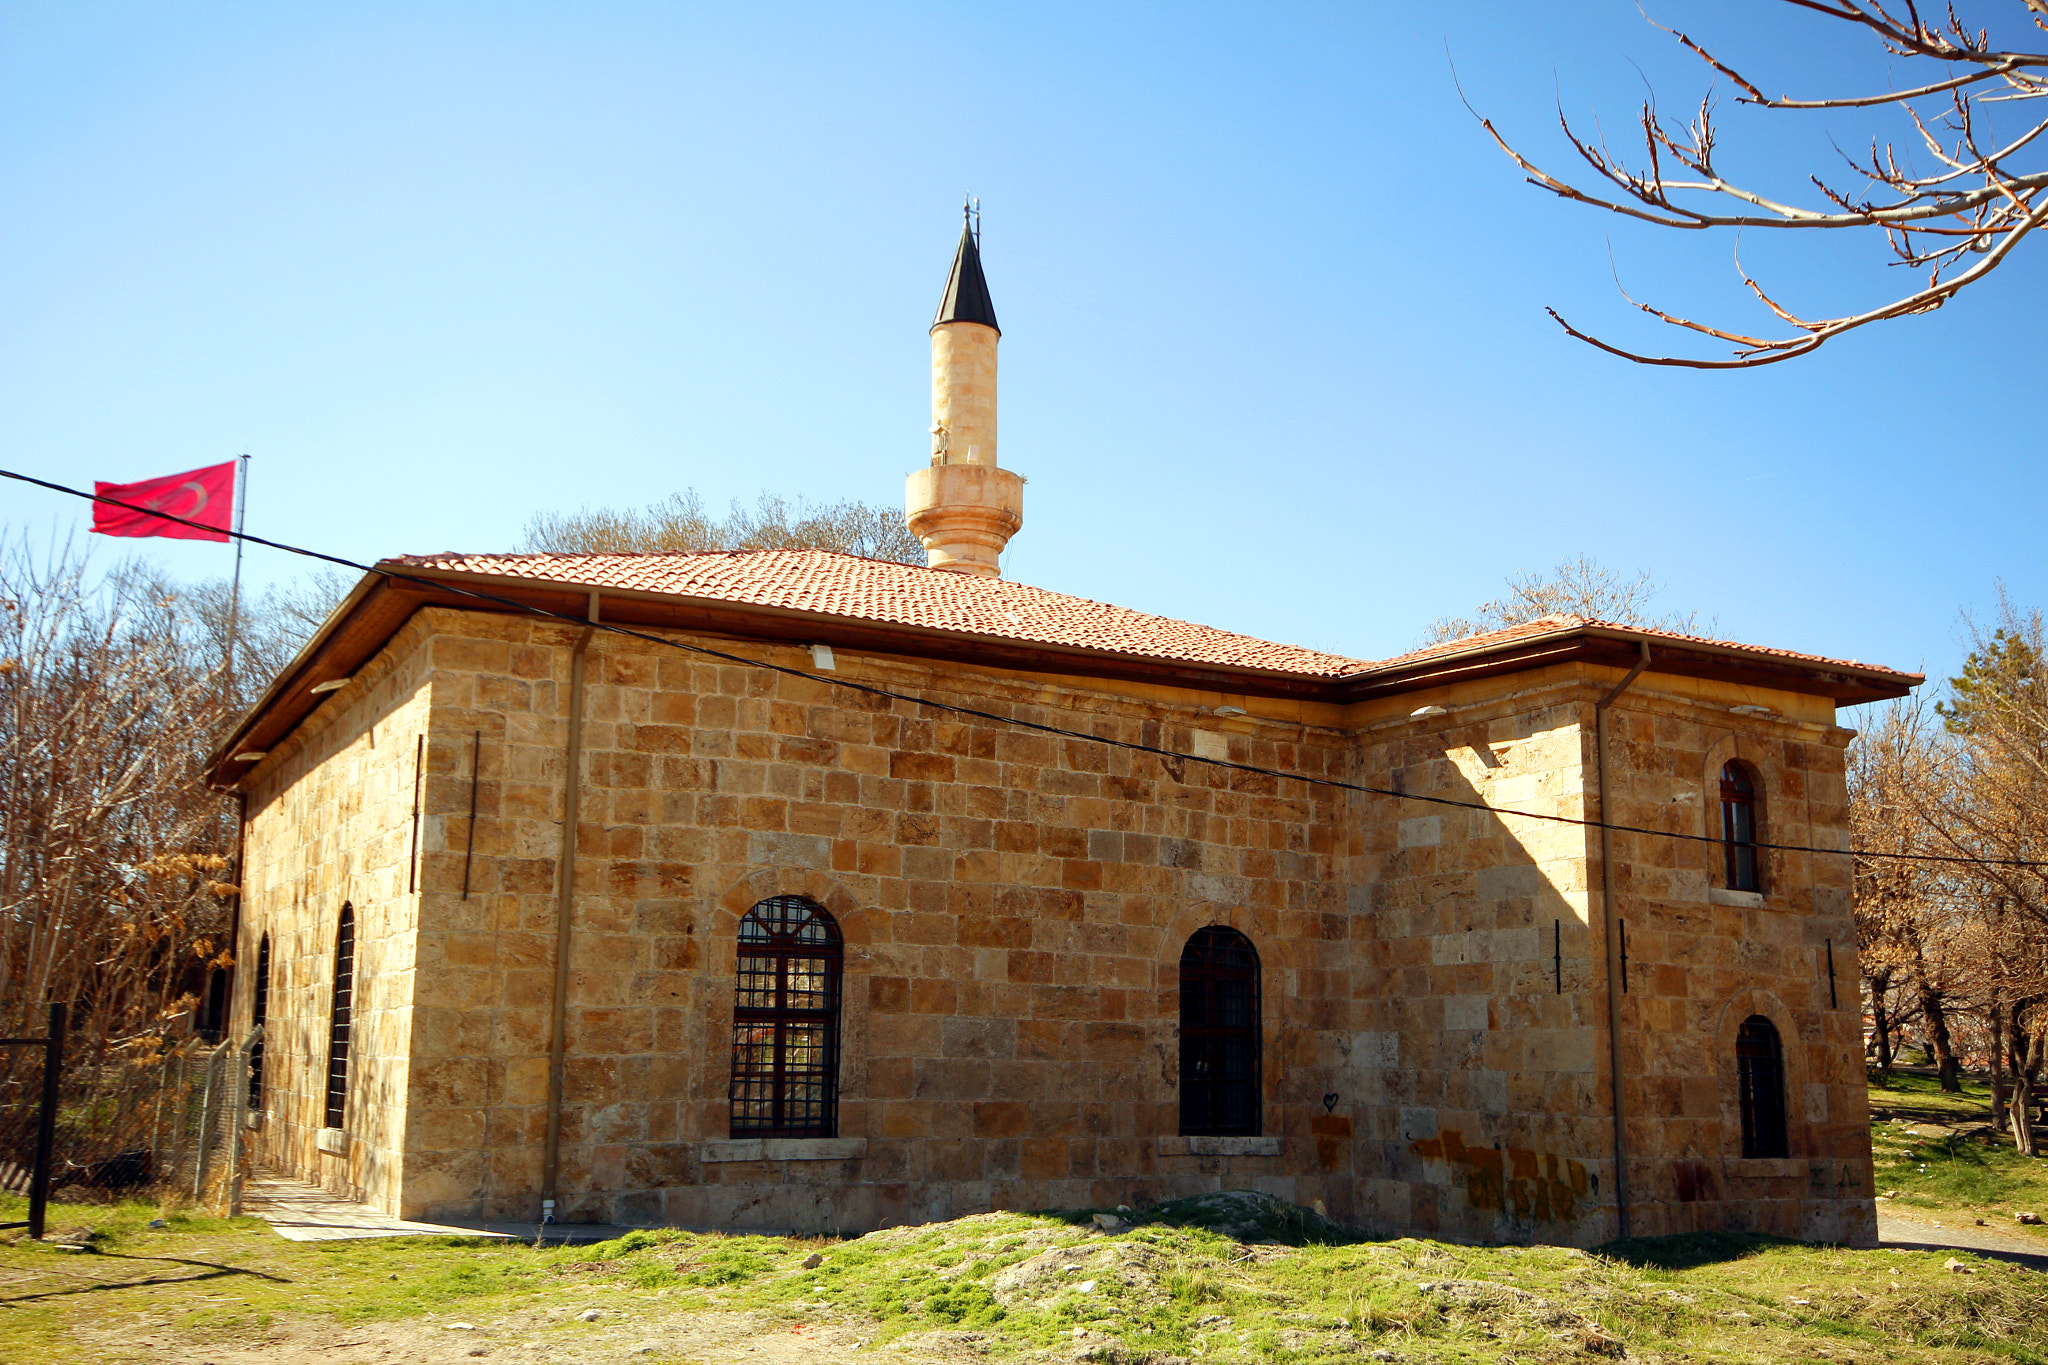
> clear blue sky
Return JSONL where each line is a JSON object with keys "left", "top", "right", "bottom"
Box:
{"left": 4, "top": 1, "right": 2038, "bottom": 709}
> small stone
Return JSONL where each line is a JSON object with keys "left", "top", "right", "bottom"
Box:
{"left": 447, "top": 1322, "right": 478, "bottom": 1330}
{"left": 1091, "top": 1213, "right": 1126, "bottom": 1232}
{"left": 467, "top": 1352, "right": 487, "bottom": 1359}
{"left": 1116, "top": 1205, "right": 1133, "bottom": 1214}
{"left": 1071, "top": 1327, "right": 1088, "bottom": 1339}
{"left": 1943, "top": 1257, "right": 1974, "bottom": 1274}
{"left": 1369, "top": 1352, "right": 1397, "bottom": 1363}
{"left": 1976, "top": 1218, "right": 1987, "bottom": 1226}
{"left": 148, "top": 1219, "right": 167, "bottom": 1228}
{"left": 801, "top": 1252, "right": 823, "bottom": 1269}
{"left": 1074, "top": 1280, "right": 1097, "bottom": 1293}
{"left": 577, "top": 1309, "right": 604, "bottom": 1322}
{"left": 2017, "top": 1212, "right": 2043, "bottom": 1225}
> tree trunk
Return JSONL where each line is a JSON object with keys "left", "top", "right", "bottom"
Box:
{"left": 1916, "top": 977, "right": 1962, "bottom": 1093}
{"left": 1870, "top": 971, "right": 1894, "bottom": 1074}
{"left": 1992, "top": 1004, "right": 2010, "bottom": 1136}
{"left": 2013, "top": 1009, "right": 2045, "bottom": 1160}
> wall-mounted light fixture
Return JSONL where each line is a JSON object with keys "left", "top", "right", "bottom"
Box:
{"left": 1730, "top": 704, "right": 1776, "bottom": 716}
{"left": 309, "top": 678, "right": 352, "bottom": 695}
{"left": 1410, "top": 705, "right": 1448, "bottom": 718}
{"left": 810, "top": 643, "right": 836, "bottom": 671}
{"left": 1212, "top": 705, "right": 1247, "bottom": 717}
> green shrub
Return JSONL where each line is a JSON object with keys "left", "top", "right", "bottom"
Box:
{"left": 924, "top": 1282, "right": 1006, "bottom": 1327}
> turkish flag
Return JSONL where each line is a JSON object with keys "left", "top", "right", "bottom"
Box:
{"left": 91, "top": 462, "right": 236, "bottom": 542}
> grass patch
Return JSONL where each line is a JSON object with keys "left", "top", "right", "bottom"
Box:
{"left": 10, "top": 1076, "right": 2048, "bottom": 1363}
{"left": 4, "top": 1191, "right": 2047, "bottom": 1364}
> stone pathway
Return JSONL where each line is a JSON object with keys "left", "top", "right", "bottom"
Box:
{"left": 243, "top": 1170, "right": 518, "bottom": 1242}
{"left": 1878, "top": 1207, "right": 2048, "bottom": 1271}
{"left": 243, "top": 1168, "right": 640, "bottom": 1243}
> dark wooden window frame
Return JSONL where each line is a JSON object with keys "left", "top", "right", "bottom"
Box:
{"left": 1720, "top": 761, "right": 1763, "bottom": 893}
{"left": 1178, "top": 925, "right": 1262, "bottom": 1137}
{"left": 1736, "top": 1013, "right": 1789, "bottom": 1158}
{"left": 728, "top": 895, "right": 843, "bottom": 1138}
{"left": 325, "top": 904, "right": 355, "bottom": 1130}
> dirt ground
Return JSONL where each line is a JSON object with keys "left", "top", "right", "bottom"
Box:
{"left": 67, "top": 1302, "right": 979, "bottom": 1365}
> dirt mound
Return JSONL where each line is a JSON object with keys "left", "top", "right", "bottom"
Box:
{"left": 989, "top": 1239, "right": 1170, "bottom": 1308}
{"left": 1139, "top": 1189, "right": 1345, "bottom": 1244}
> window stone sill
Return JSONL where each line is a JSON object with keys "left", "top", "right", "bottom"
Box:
{"left": 699, "top": 1137, "right": 868, "bottom": 1163}
{"left": 1156, "top": 1135, "right": 1283, "bottom": 1157}
{"left": 316, "top": 1127, "right": 349, "bottom": 1155}
{"left": 1709, "top": 888, "right": 1766, "bottom": 908}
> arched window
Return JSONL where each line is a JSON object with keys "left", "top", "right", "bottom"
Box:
{"left": 325, "top": 905, "right": 355, "bottom": 1130}
{"left": 729, "top": 895, "right": 842, "bottom": 1138}
{"left": 1720, "top": 762, "right": 1762, "bottom": 892}
{"left": 248, "top": 933, "right": 272, "bottom": 1109}
{"left": 1179, "top": 926, "right": 1261, "bottom": 1137}
{"left": 1736, "top": 1014, "right": 1788, "bottom": 1158}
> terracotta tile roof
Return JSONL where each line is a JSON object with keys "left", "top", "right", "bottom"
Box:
{"left": 386, "top": 549, "right": 1369, "bottom": 677}
{"left": 384, "top": 552, "right": 1914, "bottom": 684}
{"left": 1371, "top": 613, "right": 1907, "bottom": 676}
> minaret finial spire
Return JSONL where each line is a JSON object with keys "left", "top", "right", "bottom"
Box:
{"left": 906, "top": 205, "right": 1022, "bottom": 576}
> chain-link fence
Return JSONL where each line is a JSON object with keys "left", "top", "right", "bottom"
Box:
{"left": 0, "top": 1019, "right": 260, "bottom": 1222}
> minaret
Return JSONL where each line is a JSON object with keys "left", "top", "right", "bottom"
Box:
{"left": 905, "top": 204, "right": 1023, "bottom": 577}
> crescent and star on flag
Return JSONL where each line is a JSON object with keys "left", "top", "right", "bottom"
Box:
{"left": 90, "top": 460, "right": 238, "bottom": 542}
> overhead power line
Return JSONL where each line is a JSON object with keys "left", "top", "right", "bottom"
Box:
{"left": 6, "top": 466, "right": 2043, "bottom": 871}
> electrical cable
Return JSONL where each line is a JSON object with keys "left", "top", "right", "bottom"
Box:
{"left": 7, "top": 465, "right": 2044, "bottom": 871}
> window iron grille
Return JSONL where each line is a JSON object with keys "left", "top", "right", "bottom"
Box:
{"left": 1179, "top": 925, "right": 1261, "bottom": 1137}
{"left": 729, "top": 895, "right": 842, "bottom": 1138}
{"left": 1736, "top": 1014, "right": 1789, "bottom": 1158}
{"left": 325, "top": 905, "right": 355, "bottom": 1130}
{"left": 1721, "top": 761, "right": 1761, "bottom": 892}
{"left": 249, "top": 933, "right": 271, "bottom": 1109}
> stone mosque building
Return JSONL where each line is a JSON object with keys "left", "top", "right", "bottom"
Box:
{"left": 211, "top": 216, "right": 1918, "bottom": 1247}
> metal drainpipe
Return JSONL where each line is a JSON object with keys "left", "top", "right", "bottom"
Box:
{"left": 542, "top": 591, "right": 600, "bottom": 1220}
{"left": 1595, "top": 639, "right": 1651, "bottom": 1242}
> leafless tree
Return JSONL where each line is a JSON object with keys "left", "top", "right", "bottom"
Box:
{"left": 0, "top": 536, "right": 244, "bottom": 1166}
{"left": 524, "top": 489, "right": 926, "bottom": 566}
{"left": 1422, "top": 554, "right": 1710, "bottom": 644}
{"left": 1854, "top": 598, "right": 2048, "bottom": 1148}
{"left": 1479, "top": 1, "right": 2048, "bottom": 366}
{"left": 1850, "top": 696, "right": 1966, "bottom": 1087}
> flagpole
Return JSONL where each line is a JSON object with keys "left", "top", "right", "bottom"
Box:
{"left": 225, "top": 454, "right": 249, "bottom": 694}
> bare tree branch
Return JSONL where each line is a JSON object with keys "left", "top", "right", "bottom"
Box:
{"left": 1476, "top": 0, "right": 2048, "bottom": 365}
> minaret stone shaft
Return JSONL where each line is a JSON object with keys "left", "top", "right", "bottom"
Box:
{"left": 906, "top": 212, "right": 1023, "bottom": 577}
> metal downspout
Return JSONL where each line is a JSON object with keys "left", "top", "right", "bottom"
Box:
{"left": 542, "top": 592, "right": 600, "bottom": 1217}
{"left": 1596, "top": 639, "right": 1651, "bottom": 1242}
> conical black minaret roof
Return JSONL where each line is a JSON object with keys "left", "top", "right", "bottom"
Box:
{"left": 933, "top": 218, "right": 999, "bottom": 334}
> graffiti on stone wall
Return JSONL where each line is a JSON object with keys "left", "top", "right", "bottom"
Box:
{"left": 1411, "top": 1129, "right": 1588, "bottom": 1223}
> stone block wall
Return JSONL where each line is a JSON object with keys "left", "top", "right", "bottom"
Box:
{"left": 236, "top": 616, "right": 436, "bottom": 1212}
{"left": 1342, "top": 681, "right": 1612, "bottom": 1245}
{"left": 1595, "top": 683, "right": 1873, "bottom": 1246}
{"left": 408, "top": 607, "right": 1362, "bottom": 1228}
{"left": 230, "top": 602, "right": 1877, "bottom": 1246}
